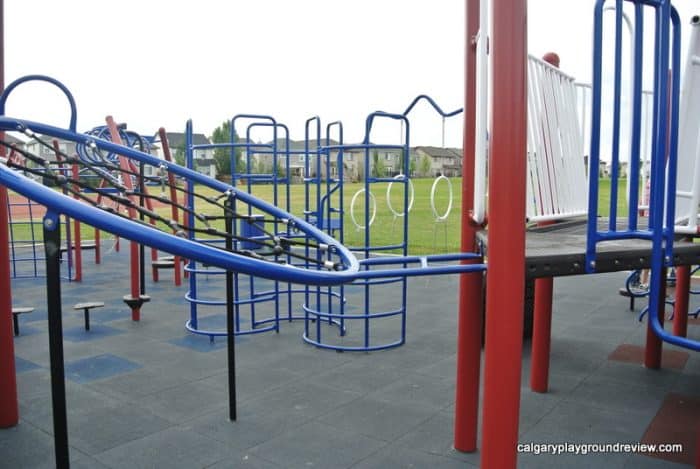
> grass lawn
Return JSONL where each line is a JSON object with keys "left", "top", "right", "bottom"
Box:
{"left": 7, "top": 177, "right": 633, "bottom": 256}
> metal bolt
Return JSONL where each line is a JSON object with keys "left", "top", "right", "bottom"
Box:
{"left": 44, "top": 218, "right": 54, "bottom": 228}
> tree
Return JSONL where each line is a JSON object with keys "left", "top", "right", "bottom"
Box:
{"left": 172, "top": 147, "right": 186, "bottom": 167}
{"left": 371, "top": 150, "right": 385, "bottom": 178}
{"left": 420, "top": 155, "right": 432, "bottom": 177}
{"left": 211, "top": 120, "right": 242, "bottom": 181}
{"left": 356, "top": 156, "right": 365, "bottom": 182}
{"left": 397, "top": 149, "right": 415, "bottom": 176}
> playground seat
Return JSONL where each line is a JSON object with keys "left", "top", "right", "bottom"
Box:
{"left": 152, "top": 256, "right": 176, "bottom": 269}
{"left": 60, "top": 242, "right": 97, "bottom": 255}
{"left": 73, "top": 302, "right": 104, "bottom": 331}
{"left": 618, "top": 287, "right": 638, "bottom": 311}
{"left": 11, "top": 307, "right": 34, "bottom": 336}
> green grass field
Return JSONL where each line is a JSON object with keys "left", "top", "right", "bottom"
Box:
{"left": 7, "top": 177, "right": 633, "bottom": 255}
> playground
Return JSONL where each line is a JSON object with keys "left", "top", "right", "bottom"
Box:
{"left": 4, "top": 247, "right": 700, "bottom": 468}
{"left": 2, "top": 0, "right": 700, "bottom": 468}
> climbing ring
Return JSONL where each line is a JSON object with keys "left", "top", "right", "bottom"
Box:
{"left": 386, "top": 174, "right": 415, "bottom": 218}
{"left": 430, "top": 175, "right": 453, "bottom": 221}
{"left": 350, "top": 188, "right": 377, "bottom": 230}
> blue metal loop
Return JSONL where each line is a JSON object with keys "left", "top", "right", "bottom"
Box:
{"left": 0, "top": 75, "right": 78, "bottom": 131}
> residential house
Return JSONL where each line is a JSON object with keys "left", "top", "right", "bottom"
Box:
{"left": 155, "top": 132, "right": 216, "bottom": 179}
{"left": 23, "top": 135, "right": 76, "bottom": 163}
{"left": 249, "top": 139, "right": 341, "bottom": 182}
{"left": 342, "top": 146, "right": 406, "bottom": 182}
{"left": 413, "top": 146, "right": 463, "bottom": 177}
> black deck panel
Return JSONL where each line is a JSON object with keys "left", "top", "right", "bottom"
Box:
{"left": 477, "top": 217, "right": 700, "bottom": 279}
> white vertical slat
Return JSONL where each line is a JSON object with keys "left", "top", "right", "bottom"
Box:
{"left": 675, "top": 17, "right": 700, "bottom": 233}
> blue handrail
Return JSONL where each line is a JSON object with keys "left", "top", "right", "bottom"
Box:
{"left": 401, "top": 94, "right": 463, "bottom": 118}
{"left": 0, "top": 75, "right": 78, "bottom": 132}
{"left": 0, "top": 116, "right": 359, "bottom": 286}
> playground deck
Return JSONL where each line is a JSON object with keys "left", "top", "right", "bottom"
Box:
{"left": 479, "top": 218, "right": 700, "bottom": 279}
{"left": 2, "top": 246, "right": 699, "bottom": 468}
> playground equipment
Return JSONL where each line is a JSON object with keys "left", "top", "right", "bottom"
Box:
{"left": 3, "top": 3, "right": 698, "bottom": 469}
{"left": 183, "top": 115, "right": 305, "bottom": 340}
{"left": 455, "top": 2, "right": 700, "bottom": 467}
{"left": 6, "top": 191, "right": 70, "bottom": 279}
{"left": 304, "top": 95, "right": 464, "bottom": 352}
{"left": 0, "top": 71, "right": 486, "bottom": 465}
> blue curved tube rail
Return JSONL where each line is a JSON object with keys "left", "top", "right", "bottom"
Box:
{"left": 0, "top": 115, "right": 486, "bottom": 285}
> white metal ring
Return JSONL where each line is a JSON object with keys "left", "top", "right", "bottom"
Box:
{"left": 430, "top": 175, "right": 453, "bottom": 221}
{"left": 386, "top": 174, "right": 414, "bottom": 218}
{"left": 350, "top": 188, "right": 377, "bottom": 230}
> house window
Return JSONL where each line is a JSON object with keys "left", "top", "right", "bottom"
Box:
{"left": 385, "top": 152, "right": 392, "bottom": 160}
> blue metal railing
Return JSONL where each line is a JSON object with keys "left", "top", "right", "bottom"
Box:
{"left": 587, "top": 0, "right": 699, "bottom": 350}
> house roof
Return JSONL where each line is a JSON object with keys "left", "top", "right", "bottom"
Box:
{"left": 165, "top": 132, "right": 210, "bottom": 148}
{"left": 261, "top": 139, "right": 341, "bottom": 152}
{"left": 3, "top": 133, "right": 27, "bottom": 146}
{"left": 415, "top": 146, "right": 462, "bottom": 159}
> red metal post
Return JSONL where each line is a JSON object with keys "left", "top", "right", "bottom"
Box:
{"left": 481, "top": 0, "right": 528, "bottom": 466}
{"left": 0, "top": 186, "right": 18, "bottom": 428}
{"left": 531, "top": 277, "right": 553, "bottom": 392}
{"left": 0, "top": 0, "right": 19, "bottom": 429}
{"left": 695, "top": 423, "right": 700, "bottom": 469}
{"left": 453, "top": 0, "right": 483, "bottom": 452}
{"left": 673, "top": 264, "right": 690, "bottom": 337}
{"left": 645, "top": 267, "right": 666, "bottom": 368}
{"left": 106, "top": 116, "right": 141, "bottom": 321}
{"left": 71, "top": 163, "right": 83, "bottom": 282}
{"left": 124, "top": 159, "right": 159, "bottom": 281}
{"left": 159, "top": 127, "right": 182, "bottom": 287}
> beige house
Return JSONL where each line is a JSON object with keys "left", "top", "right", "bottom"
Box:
{"left": 155, "top": 132, "right": 216, "bottom": 179}
{"left": 413, "top": 146, "right": 463, "bottom": 177}
{"left": 341, "top": 146, "right": 405, "bottom": 182}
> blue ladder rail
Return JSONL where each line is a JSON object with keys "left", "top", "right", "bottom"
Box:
{"left": 587, "top": 1, "right": 700, "bottom": 350}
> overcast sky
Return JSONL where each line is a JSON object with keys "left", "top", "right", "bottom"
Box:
{"left": 3, "top": 1, "right": 698, "bottom": 149}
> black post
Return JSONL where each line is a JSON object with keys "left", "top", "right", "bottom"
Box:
{"left": 44, "top": 214, "right": 70, "bottom": 468}
{"left": 225, "top": 196, "right": 237, "bottom": 421}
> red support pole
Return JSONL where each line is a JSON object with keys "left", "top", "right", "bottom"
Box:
{"left": 645, "top": 267, "right": 666, "bottom": 369}
{"left": 125, "top": 159, "right": 159, "bottom": 282}
{"left": 695, "top": 422, "right": 700, "bottom": 469}
{"left": 673, "top": 264, "right": 690, "bottom": 337}
{"left": 0, "top": 186, "right": 18, "bottom": 428}
{"left": 159, "top": 127, "right": 182, "bottom": 287}
{"left": 0, "top": 0, "right": 19, "bottom": 429}
{"left": 453, "top": 0, "right": 483, "bottom": 452}
{"left": 71, "top": 163, "right": 83, "bottom": 282}
{"left": 481, "top": 0, "right": 527, "bottom": 467}
{"left": 530, "top": 277, "right": 553, "bottom": 392}
{"left": 106, "top": 116, "right": 141, "bottom": 321}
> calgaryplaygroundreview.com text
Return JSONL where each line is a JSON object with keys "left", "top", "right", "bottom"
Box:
{"left": 517, "top": 442, "right": 684, "bottom": 456}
